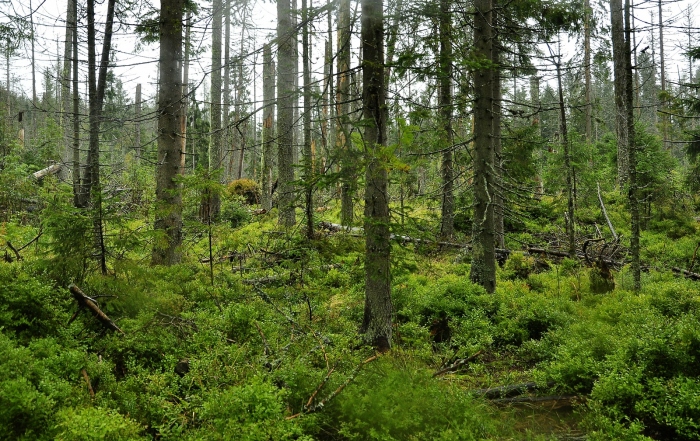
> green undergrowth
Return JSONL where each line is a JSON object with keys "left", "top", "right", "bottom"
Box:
{"left": 3, "top": 193, "right": 700, "bottom": 440}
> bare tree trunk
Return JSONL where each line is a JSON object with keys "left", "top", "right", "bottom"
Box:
{"left": 555, "top": 39, "right": 575, "bottom": 259}
{"left": 223, "top": 0, "right": 231, "bottom": 181}
{"left": 492, "top": 5, "right": 504, "bottom": 249}
{"left": 470, "top": 0, "right": 496, "bottom": 293}
{"left": 439, "top": 0, "right": 454, "bottom": 239}
{"left": 135, "top": 84, "right": 141, "bottom": 163}
{"left": 262, "top": 43, "right": 275, "bottom": 211}
{"left": 584, "top": 0, "right": 592, "bottom": 142}
{"left": 152, "top": 0, "right": 185, "bottom": 266}
{"left": 236, "top": 15, "right": 247, "bottom": 180}
{"left": 71, "top": 0, "right": 80, "bottom": 206}
{"left": 611, "top": 0, "right": 629, "bottom": 186}
{"left": 337, "top": 0, "right": 354, "bottom": 226}
{"left": 361, "top": 0, "right": 391, "bottom": 351}
{"left": 302, "top": 0, "right": 314, "bottom": 240}
{"left": 658, "top": 0, "right": 668, "bottom": 149}
{"left": 62, "top": 0, "right": 75, "bottom": 173}
{"left": 277, "top": 0, "right": 297, "bottom": 227}
{"left": 625, "top": 0, "right": 640, "bottom": 290}
{"left": 209, "top": 0, "right": 223, "bottom": 220}
{"left": 182, "top": 10, "right": 191, "bottom": 172}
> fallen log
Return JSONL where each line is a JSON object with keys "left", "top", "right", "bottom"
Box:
{"left": 671, "top": 266, "right": 700, "bottom": 281}
{"left": 32, "top": 163, "right": 62, "bottom": 180}
{"left": 491, "top": 395, "right": 581, "bottom": 406}
{"left": 68, "top": 284, "right": 124, "bottom": 335}
{"left": 472, "top": 382, "right": 554, "bottom": 399}
{"left": 433, "top": 350, "right": 483, "bottom": 377}
{"left": 242, "top": 264, "right": 342, "bottom": 285}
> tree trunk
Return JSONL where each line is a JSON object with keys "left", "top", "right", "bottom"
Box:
{"left": 625, "top": 0, "right": 640, "bottom": 290}
{"left": 611, "top": 0, "right": 628, "bottom": 186}
{"left": 70, "top": 0, "right": 80, "bottom": 206}
{"left": 584, "top": 0, "right": 592, "bottom": 142}
{"left": 555, "top": 39, "right": 575, "bottom": 259}
{"left": 277, "top": 0, "right": 297, "bottom": 227}
{"left": 658, "top": 0, "right": 668, "bottom": 149}
{"left": 182, "top": 10, "right": 191, "bottom": 172}
{"left": 209, "top": 0, "right": 223, "bottom": 220}
{"left": 61, "top": 0, "right": 74, "bottom": 175}
{"left": 135, "top": 84, "right": 141, "bottom": 163}
{"left": 492, "top": 6, "right": 504, "bottom": 249}
{"left": 152, "top": 0, "right": 185, "bottom": 266}
{"left": 223, "top": 0, "right": 231, "bottom": 181}
{"left": 439, "top": 0, "right": 454, "bottom": 240}
{"left": 361, "top": 0, "right": 391, "bottom": 351}
{"left": 470, "top": 0, "right": 496, "bottom": 293}
{"left": 337, "top": 0, "right": 354, "bottom": 226}
{"left": 302, "top": 0, "right": 314, "bottom": 240}
{"left": 262, "top": 44, "right": 275, "bottom": 212}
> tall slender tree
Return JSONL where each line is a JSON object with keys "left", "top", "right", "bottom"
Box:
{"left": 470, "top": 0, "right": 497, "bottom": 293}
{"left": 152, "top": 0, "right": 185, "bottom": 265}
{"left": 337, "top": 0, "right": 353, "bottom": 226}
{"left": 209, "top": 0, "right": 223, "bottom": 219}
{"left": 262, "top": 43, "right": 275, "bottom": 211}
{"left": 439, "top": 0, "right": 454, "bottom": 239}
{"left": 361, "top": 0, "right": 391, "bottom": 351}
{"left": 277, "top": 0, "right": 297, "bottom": 227}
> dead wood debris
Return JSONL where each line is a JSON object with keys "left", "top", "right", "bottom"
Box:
{"left": 68, "top": 284, "right": 124, "bottom": 335}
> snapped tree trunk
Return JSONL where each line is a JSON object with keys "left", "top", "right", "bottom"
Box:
{"left": 361, "top": 0, "right": 392, "bottom": 351}
{"left": 470, "top": 0, "right": 496, "bottom": 293}
{"left": 152, "top": 0, "right": 185, "bottom": 266}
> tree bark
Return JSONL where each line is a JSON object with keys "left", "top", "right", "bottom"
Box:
{"left": 302, "top": 0, "right": 314, "bottom": 239}
{"left": 625, "top": 0, "right": 640, "bottom": 290}
{"left": 209, "top": 0, "right": 223, "bottom": 220}
{"left": 439, "top": 0, "right": 454, "bottom": 240}
{"left": 492, "top": 5, "right": 504, "bottom": 249}
{"left": 584, "top": 0, "right": 592, "bottom": 143}
{"left": 277, "top": 0, "right": 297, "bottom": 227}
{"left": 470, "top": 0, "right": 496, "bottom": 293}
{"left": 262, "top": 44, "right": 275, "bottom": 211}
{"left": 337, "top": 0, "right": 354, "bottom": 226}
{"left": 223, "top": 0, "right": 231, "bottom": 181}
{"left": 70, "top": 0, "right": 80, "bottom": 206}
{"left": 152, "top": 0, "right": 185, "bottom": 266}
{"left": 61, "top": 0, "right": 75, "bottom": 174}
{"left": 135, "top": 84, "right": 141, "bottom": 163}
{"left": 611, "top": 0, "right": 629, "bottom": 186}
{"left": 555, "top": 39, "right": 575, "bottom": 259}
{"left": 361, "top": 0, "right": 391, "bottom": 351}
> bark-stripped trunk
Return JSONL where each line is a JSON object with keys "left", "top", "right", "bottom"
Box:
{"left": 470, "top": 0, "right": 496, "bottom": 293}
{"left": 152, "top": 0, "right": 185, "bottom": 266}
{"left": 277, "top": 0, "right": 296, "bottom": 227}
{"left": 262, "top": 44, "right": 275, "bottom": 211}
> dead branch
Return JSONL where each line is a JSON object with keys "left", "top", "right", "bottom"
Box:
{"left": 286, "top": 354, "right": 380, "bottom": 419}
{"left": 491, "top": 395, "right": 581, "bottom": 405}
{"left": 433, "top": 350, "right": 483, "bottom": 377}
{"left": 472, "top": 382, "right": 554, "bottom": 399}
{"left": 80, "top": 368, "right": 95, "bottom": 398}
{"left": 305, "top": 366, "right": 336, "bottom": 409}
{"left": 597, "top": 182, "right": 618, "bottom": 240}
{"left": 68, "top": 284, "right": 124, "bottom": 335}
{"left": 671, "top": 266, "right": 700, "bottom": 281}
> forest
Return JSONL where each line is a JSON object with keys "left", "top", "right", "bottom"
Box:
{"left": 1, "top": 0, "right": 700, "bottom": 439}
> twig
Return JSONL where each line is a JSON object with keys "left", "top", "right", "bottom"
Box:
{"left": 81, "top": 369, "right": 95, "bottom": 398}
{"left": 286, "top": 354, "right": 380, "bottom": 419}
{"left": 5, "top": 241, "right": 20, "bottom": 261}
{"left": 433, "top": 350, "right": 483, "bottom": 377}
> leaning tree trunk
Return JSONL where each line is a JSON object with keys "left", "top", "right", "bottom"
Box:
{"left": 361, "top": 0, "right": 392, "bottom": 351}
{"left": 152, "top": 0, "right": 185, "bottom": 266}
{"left": 470, "top": 0, "right": 496, "bottom": 293}
{"left": 277, "top": 0, "right": 296, "bottom": 227}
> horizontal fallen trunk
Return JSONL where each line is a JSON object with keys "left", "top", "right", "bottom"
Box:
{"left": 69, "top": 284, "right": 124, "bottom": 334}
{"left": 243, "top": 264, "right": 342, "bottom": 285}
{"left": 472, "top": 381, "right": 554, "bottom": 399}
{"left": 32, "top": 164, "right": 62, "bottom": 180}
{"left": 491, "top": 395, "right": 581, "bottom": 405}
